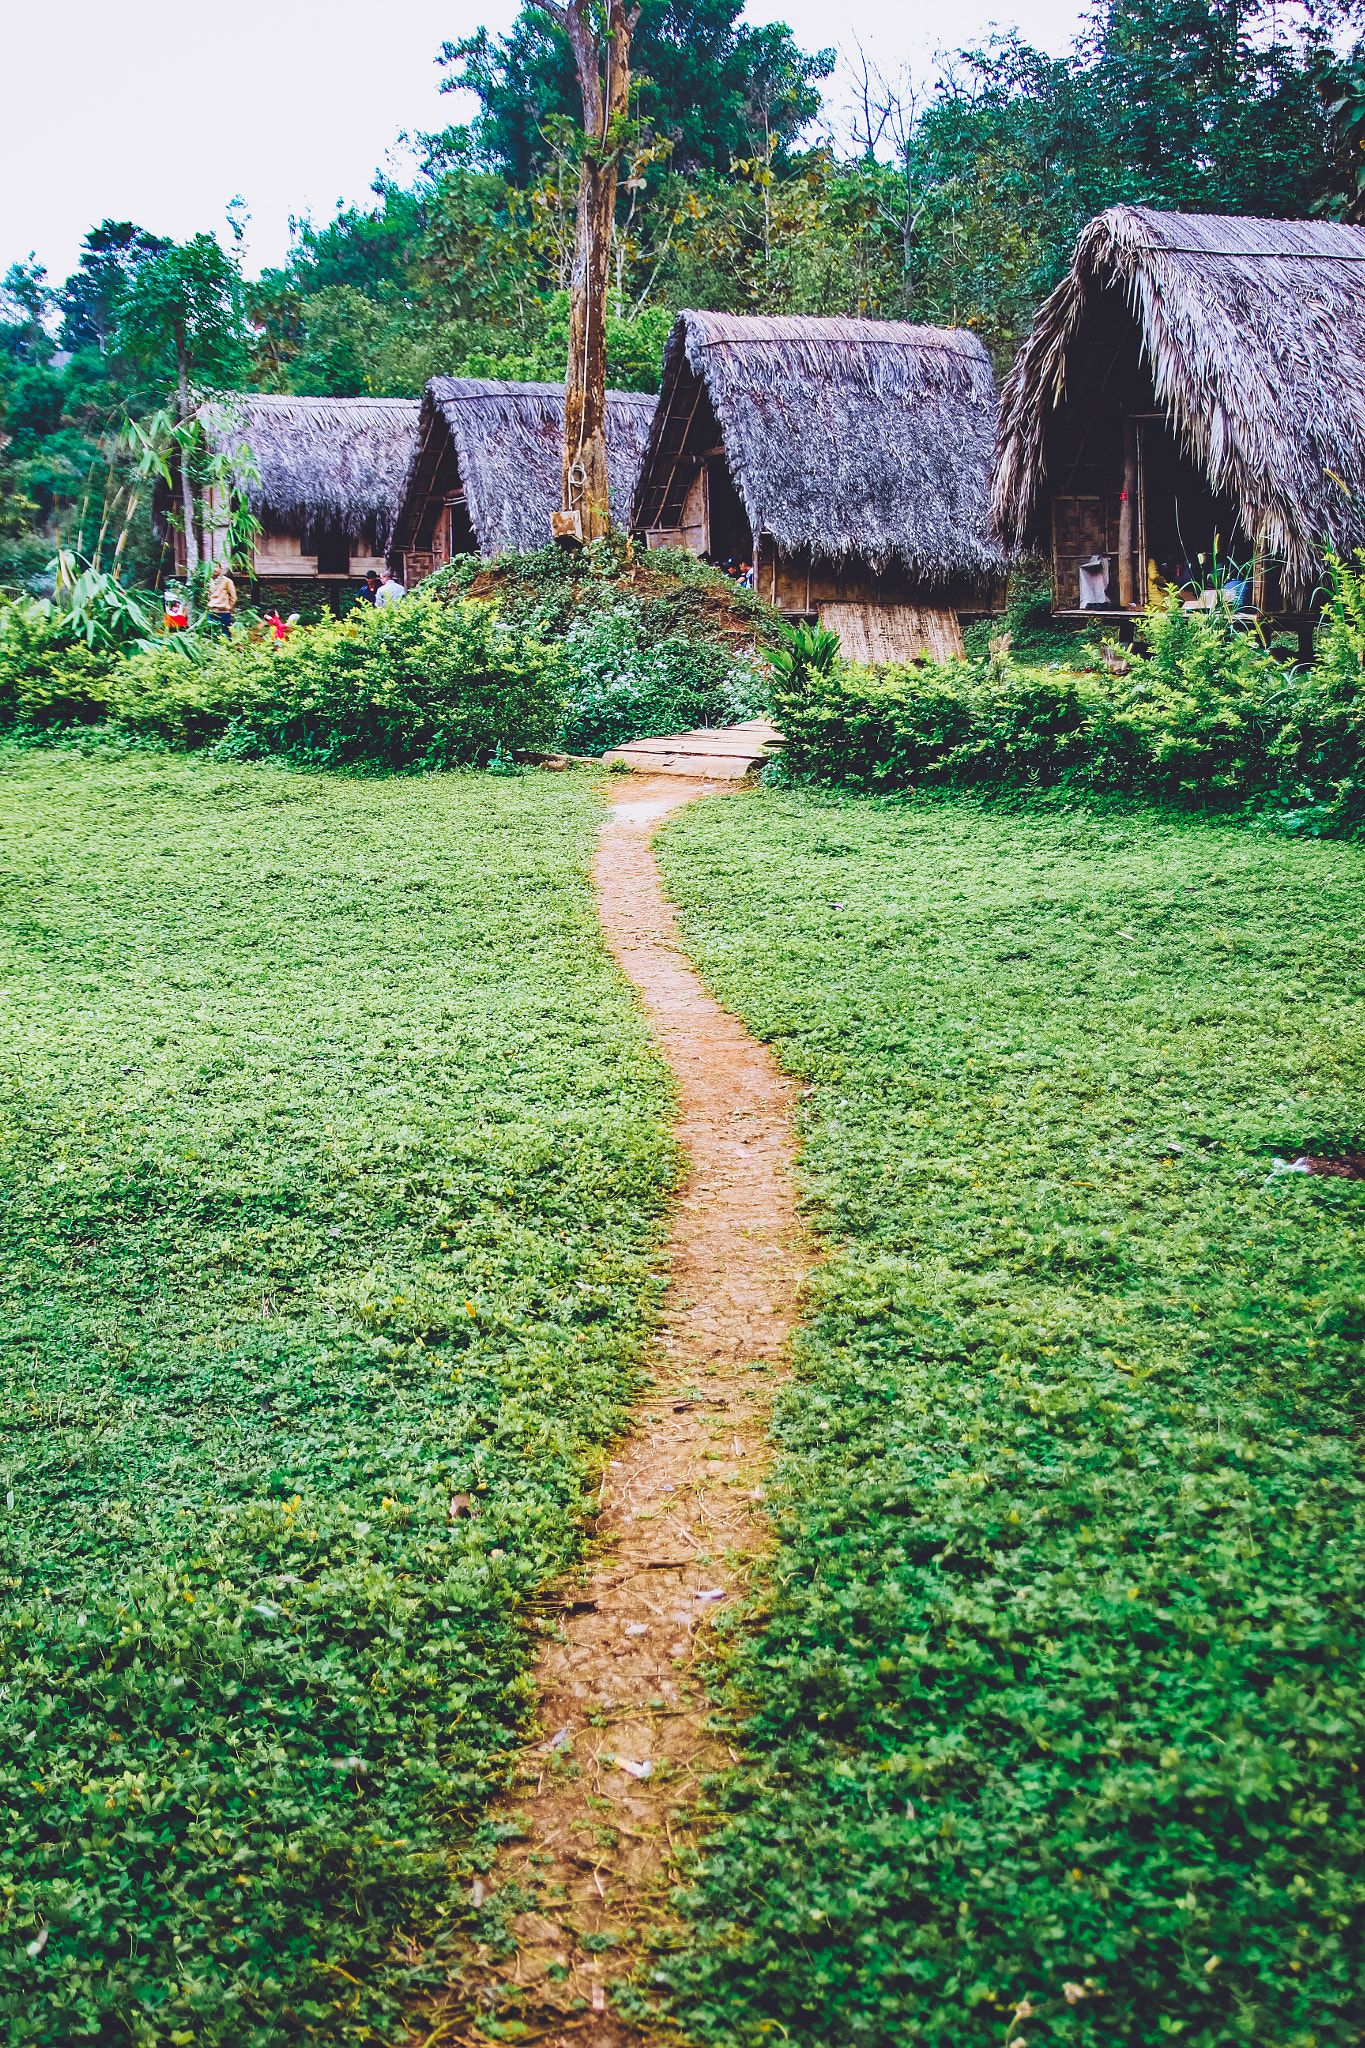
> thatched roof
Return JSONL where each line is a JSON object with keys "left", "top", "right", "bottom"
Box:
{"left": 203, "top": 394, "right": 420, "bottom": 548}
{"left": 631, "top": 311, "right": 1005, "bottom": 587}
{"left": 993, "top": 206, "right": 1365, "bottom": 601}
{"left": 394, "top": 379, "right": 657, "bottom": 556}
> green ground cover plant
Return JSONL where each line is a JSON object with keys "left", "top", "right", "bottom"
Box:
{"left": 654, "top": 789, "right": 1365, "bottom": 2048}
{"left": 0, "top": 750, "right": 673, "bottom": 2045}
{"left": 774, "top": 561, "right": 1365, "bottom": 838}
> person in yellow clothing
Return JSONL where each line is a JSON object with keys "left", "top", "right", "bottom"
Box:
{"left": 207, "top": 562, "right": 236, "bottom": 636}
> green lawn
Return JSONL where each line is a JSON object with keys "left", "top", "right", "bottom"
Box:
{"left": 654, "top": 790, "right": 1365, "bottom": 2048}
{"left": 0, "top": 749, "right": 673, "bottom": 2046}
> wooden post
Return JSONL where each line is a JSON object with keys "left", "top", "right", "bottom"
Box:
{"left": 1118, "top": 418, "right": 1137, "bottom": 609}
{"left": 1135, "top": 423, "right": 1146, "bottom": 607}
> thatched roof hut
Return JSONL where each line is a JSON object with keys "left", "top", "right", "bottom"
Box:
{"left": 992, "top": 207, "right": 1365, "bottom": 623}
{"left": 392, "top": 378, "right": 657, "bottom": 578}
{"left": 631, "top": 311, "right": 1005, "bottom": 662}
{"left": 196, "top": 394, "right": 420, "bottom": 582}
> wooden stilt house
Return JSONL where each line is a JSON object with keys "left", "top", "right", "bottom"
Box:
{"left": 992, "top": 207, "right": 1365, "bottom": 652}
{"left": 630, "top": 312, "right": 1006, "bottom": 662}
{"left": 391, "top": 378, "right": 657, "bottom": 582}
{"left": 188, "top": 395, "right": 419, "bottom": 585}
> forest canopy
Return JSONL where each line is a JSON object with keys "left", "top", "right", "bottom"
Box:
{"left": 3, "top": 0, "right": 1361, "bottom": 594}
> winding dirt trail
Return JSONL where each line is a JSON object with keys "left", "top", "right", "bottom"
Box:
{"left": 406, "top": 775, "right": 811, "bottom": 2047}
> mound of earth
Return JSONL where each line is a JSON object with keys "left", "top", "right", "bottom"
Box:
{"left": 426, "top": 538, "right": 783, "bottom": 655}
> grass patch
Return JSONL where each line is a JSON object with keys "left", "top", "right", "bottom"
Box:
{"left": 654, "top": 789, "right": 1365, "bottom": 2047}
{"left": 0, "top": 750, "right": 673, "bottom": 2045}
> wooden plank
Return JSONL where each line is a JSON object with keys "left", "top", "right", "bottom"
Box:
{"left": 601, "top": 718, "right": 781, "bottom": 779}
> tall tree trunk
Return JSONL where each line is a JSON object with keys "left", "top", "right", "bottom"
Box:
{"left": 564, "top": 147, "right": 617, "bottom": 540}
{"left": 550, "top": 0, "right": 639, "bottom": 544}
{"left": 176, "top": 323, "right": 198, "bottom": 578}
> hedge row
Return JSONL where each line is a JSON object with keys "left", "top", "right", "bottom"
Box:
{"left": 0, "top": 543, "right": 772, "bottom": 769}
{"left": 0, "top": 596, "right": 562, "bottom": 769}
{"left": 774, "top": 567, "right": 1365, "bottom": 834}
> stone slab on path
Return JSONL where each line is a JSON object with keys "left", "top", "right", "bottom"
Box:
{"left": 601, "top": 717, "right": 780, "bottom": 779}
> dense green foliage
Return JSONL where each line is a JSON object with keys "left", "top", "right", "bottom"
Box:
{"left": 439, "top": 0, "right": 832, "bottom": 184}
{"left": 0, "top": 752, "right": 673, "bottom": 2045}
{"left": 0, "top": 605, "right": 121, "bottom": 727}
{"left": 432, "top": 541, "right": 777, "bottom": 751}
{"left": 554, "top": 609, "right": 765, "bottom": 754}
{"left": 117, "top": 596, "right": 561, "bottom": 767}
{"left": 1, "top": 543, "right": 775, "bottom": 762}
{"left": 772, "top": 571, "right": 1365, "bottom": 835}
{"left": 0, "top": 594, "right": 562, "bottom": 768}
{"left": 654, "top": 787, "right": 1365, "bottom": 2047}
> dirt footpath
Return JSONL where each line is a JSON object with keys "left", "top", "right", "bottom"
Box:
{"left": 404, "top": 775, "right": 812, "bottom": 2047}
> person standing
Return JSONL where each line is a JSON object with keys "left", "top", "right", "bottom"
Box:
{"left": 359, "top": 571, "right": 380, "bottom": 605}
{"left": 207, "top": 561, "right": 236, "bottom": 636}
{"left": 374, "top": 567, "right": 406, "bottom": 608}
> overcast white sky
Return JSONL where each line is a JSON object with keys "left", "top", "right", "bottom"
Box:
{"left": 3, "top": 0, "right": 1090, "bottom": 291}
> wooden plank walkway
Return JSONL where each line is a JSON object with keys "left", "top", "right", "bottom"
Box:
{"left": 601, "top": 717, "right": 780, "bottom": 780}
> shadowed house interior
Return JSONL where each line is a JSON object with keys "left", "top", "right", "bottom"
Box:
{"left": 993, "top": 206, "right": 1365, "bottom": 653}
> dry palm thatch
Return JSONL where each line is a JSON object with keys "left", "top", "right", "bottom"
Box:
{"left": 204, "top": 394, "right": 420, "bottom": 550}
{"left": 993, "top": 206, "right": 1365, "bottom": 604}
{"left": 396, "top": 379, "right": 657, "bottom": 556}
{"left": 631, "top": 311, "right": 1006, "bottom": 589}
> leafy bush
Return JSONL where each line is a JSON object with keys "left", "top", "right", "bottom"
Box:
{"left": 427, "top": 539, "right": 779, "bottom": 752}
{"left": 773, "top": 660, "right": 975, "bottom": 791}
{"left": 768, "top": 618, "right": 841, "bottom": 691}
{"left": 1267, "top": 555, "right": 1365, "bottom": 834}
{"left": 776, "top": 577, "right": 1365, "bottom": 826}
{"left": 0, "top": 600, "right": 119, "bottom": 725}
{"left": 107, "top": 595, "right": 562, "bottom": 767}
{"left": 773, "top": 660, "right": 1110, "bottom": 794}
{"left": 1132, "top": 593, "right": 1275, "bottom": 794}
{"left": 557, "top": 602, "right": 767, "bottom": 753}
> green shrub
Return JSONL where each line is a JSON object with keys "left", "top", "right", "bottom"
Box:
{"left": 557, "top": 602, "right": 767, "bottom": 754}
{"left": 0, "top": 601, "right": 120, "bottom": 726}
{"left": 774, "top": 592, "right": 1365, "bottom": 819}
{"left": 772, "top": 660, "right": 975, "bottom": 791}
{"left": 768, "top": 618, "right": 841, "bottom": 691}
{"left": 1132, "top": 594, "right": 1275, "bottom": 795}
{"left": 426, "top": 539, "right": 782, "bottom": 753}
{"left": 1267, "top": 554, "right": 1365, "bottom": 833}
{"left": 109, "top": 596, "right": 563, "bottom": 768}
{"left": 102, "top": 634, "right": 255, "bottom": 748}
{"left": 956, "top": 666, "right": 1094, "bottom": 785}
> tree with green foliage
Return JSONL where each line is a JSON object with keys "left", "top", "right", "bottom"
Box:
{"left": 1315, "top": 38, "right": 1365, "bottom": 220}
{"left": 59, "top": 220, "right": 171, "bottom": 356}
{"left": 437, "top": 0, "right": 829, "bottom": 183}
{"left": 115, "top": 235, "right": 246, "bottom": 575}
